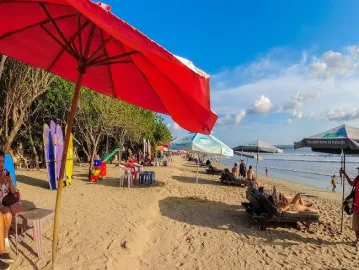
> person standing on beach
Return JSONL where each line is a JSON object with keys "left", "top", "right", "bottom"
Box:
{"left": 239, "top": 160, "right": 246, "bottom": 178}
{"left": 331, "top": 175, "right": 337, "bottom": 192}
{"left": 340, "top": 167, "right": 359, "bottom": 247}
{"left": 265, "top": 167, "right": 268, "bottom": 177}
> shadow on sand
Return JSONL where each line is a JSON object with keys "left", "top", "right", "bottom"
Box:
{"left": 159, "top": 196, "right": 342, "bottom": 247}
{"left": 16, "top": 175, "right": 49, "bottom": 190}
{"left": 172, "top": 175, "right": 221, "bottom": 186}
{"left": 77, "top": 175, "right": 166, "bottom": 188}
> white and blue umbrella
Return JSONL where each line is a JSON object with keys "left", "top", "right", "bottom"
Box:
{"left": 170, "top": 133, "right": 233, "bottom": 185}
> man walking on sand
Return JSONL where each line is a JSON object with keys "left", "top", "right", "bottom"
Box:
{"left": 340, "top": 167, "right": 359, "bottom": 247}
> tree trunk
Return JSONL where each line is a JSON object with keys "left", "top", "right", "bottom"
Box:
{"left": 4, "top": 111, "right": 25, "bottom": 151}
{"left": 0, "top": 55, "right": 7, "bottom": 81}
{"left": 106, "top": 135, "right": 109, "bottom": 156}
{"left": 28, "top": 129, "right": 40, "bottom": 170}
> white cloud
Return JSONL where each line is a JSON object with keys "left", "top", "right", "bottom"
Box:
{"left": 216, "top": 111, "right": 246, "bottom": 126}
{"left": 166, "top": 122, "right": 181, "bottom": 132}
{"left": 286, "top": 110, "right": 303, "bottom": 124}
{"left": 247, "top": 95, "right": 276, "bottom": 114}
{"left": 211, "top": 45, "right": 359, "bottom": 125}
{"left": 309, "top": 50, "right": 355, "bottom": 79}
{"left": 327, "top": 108, "right": 359, "bottom": 121}
{"left": 283, "top": 90, "right": 322, "bottom": 110}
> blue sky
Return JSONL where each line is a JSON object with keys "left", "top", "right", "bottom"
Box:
{"left": 108, "top": 0, "right": 359, "bottom": 146}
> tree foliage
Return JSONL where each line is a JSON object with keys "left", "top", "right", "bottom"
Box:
{"left": 0, "top": 56, "right": 173, "bottom": 168}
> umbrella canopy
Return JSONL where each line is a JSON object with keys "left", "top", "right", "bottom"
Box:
{"left": 0, "top": 0, "right": 217, "bottom": 133}
{"left": 0, "top": 1, "right": 218, "bottom": 267}
{"left": 294, "top": 124, "right": 359, "bottom": 234}
{"left": 294, "top": 124, "right": 359, "bottom": 154}
{"left": 233, "top": 140, "right": 283, "bottom": 153}
{"left": 234, "top": 151, "right": 263, "bottom": 160}
{"left": 170, "top": 133, "right": 234, "bottom": 157}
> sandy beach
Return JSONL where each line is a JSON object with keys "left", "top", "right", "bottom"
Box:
{"left": 9, "top": 156, "right": 359, "bottom": 269}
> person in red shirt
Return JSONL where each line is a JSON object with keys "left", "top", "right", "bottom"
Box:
{"left": 341, "top": 167, "right": 359, "bottom": 247}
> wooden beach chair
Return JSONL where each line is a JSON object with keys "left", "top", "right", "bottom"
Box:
{"left": 242, "top": 187, "right": 320, "bottom": 229}
{"left": 205, "top": 165, "right": 223, "bottom": 175}
{"left": 219, "top": 169, "right": 252, "bottom": 187}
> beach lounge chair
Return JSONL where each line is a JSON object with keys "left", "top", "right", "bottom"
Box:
{"left": 242, "top": 187, "right": 319, "bottom": 229}
{"left": 219, "top": 169, "right": 252, "bottom": 187}
{"left": 205, "top": 165, "right": 223, "bottom": 175}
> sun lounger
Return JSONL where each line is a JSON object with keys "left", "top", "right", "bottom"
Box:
{"left": 242, "top": 187, "right": 319, "bottom": 229}
{"left": 205, "top": 165, "right": 223, "bottom": 175}
{"left": 219, "top": 169, "right": 252, "bottom": 186}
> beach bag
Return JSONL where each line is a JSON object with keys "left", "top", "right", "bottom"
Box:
{"left": 2, "top": 193, "right": 19, "bottom": 207}
{"left": 343, "top": 179, "right": 358, "bottom": 215}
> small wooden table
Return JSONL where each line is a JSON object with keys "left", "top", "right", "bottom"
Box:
{"left": 15, "top": 208, "right": 54, "bottom": 259}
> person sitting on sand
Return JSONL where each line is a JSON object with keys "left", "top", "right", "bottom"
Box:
{"left": 246, "top": 165, "right": 256, "bottom": 181}
{"left": 143, "top": 154, "right": 154, "bottom": 166}
{"left": 232, "top": 163, "right": 239, "bottom": 178}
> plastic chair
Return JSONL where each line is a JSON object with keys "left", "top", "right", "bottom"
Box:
{"left": 119, "top": 165, "right": 132, "bottom": 188}
{"left": 139, "top": 171, "right": 155, "bottom": 185}
{"left": 14, "top": 208, "right": 54, "bottom": 259}
{"left": 124, "top": 163, "right": 138, "bottom": 185}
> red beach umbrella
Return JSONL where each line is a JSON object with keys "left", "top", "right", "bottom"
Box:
{"left": 0, "top": 0, "right": 217, "bottom": 267}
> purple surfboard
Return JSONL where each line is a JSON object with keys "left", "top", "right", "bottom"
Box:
{"left": 55, "top": 124, "right": 64, "bottom": 188}
{"left": 46, "top": 127, "right": 56, "bottom": 190}
{"left": 50, "top": 120, "right": 57, "bottom": 182}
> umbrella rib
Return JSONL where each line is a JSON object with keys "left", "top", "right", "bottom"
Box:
{"left": 0, "top": 1, "right": 69, "bottom": 6}
{"left": 88, "top": 51, "right": 138, "bottom": 66}
{"left": 39, "top": 3, "right": 77, "bottom": 57}
{"left": 83, "top": 24, "right": 96, "bottom": 60}
{"left": 40, "top": 24, "right": 77, "bottom": 59}
{"left": 87, "top": 36, "right": 113, "bottom": 63}
{"left": 47, "top": 19, "right": 91, "bottom": 71}
{"left": 77, "top": 14, "right": 83, "bottom": 58}
{"left": 0, "top": 13, "right": 77, "bottom": 41}
{"left": 86, "top": 53, "right": 107, "bottom": 65}
{"left": 93, "top": 60, "right": 133, "bottom": 66}
{"left": 100, "top": 29, "right": 116, "bottom": 98}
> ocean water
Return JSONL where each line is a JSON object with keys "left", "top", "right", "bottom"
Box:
{"left": 222, "top": 147, "right": 359, "bottom": 193}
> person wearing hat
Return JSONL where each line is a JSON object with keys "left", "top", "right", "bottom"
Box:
{"left": 331, "top": 174, "right": 337, "bottom": 192}
{"left": 340, "top": 167, "right": 359, "bottom": 247}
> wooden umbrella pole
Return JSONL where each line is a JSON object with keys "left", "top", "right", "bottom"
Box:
{"left": 52, "top": 71, "right": 84, "bottom": 269}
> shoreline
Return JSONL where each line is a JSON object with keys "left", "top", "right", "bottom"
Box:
{"left": 213, "top": 159, "right": 344, "bottom": 201}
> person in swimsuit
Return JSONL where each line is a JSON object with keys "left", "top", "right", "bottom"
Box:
{"left": 271, "top": 186, "right": 316, "bottom": 212}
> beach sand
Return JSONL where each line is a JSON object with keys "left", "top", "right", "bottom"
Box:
{"left": 10, "top": 156, "right": 359, "bottom": 269}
